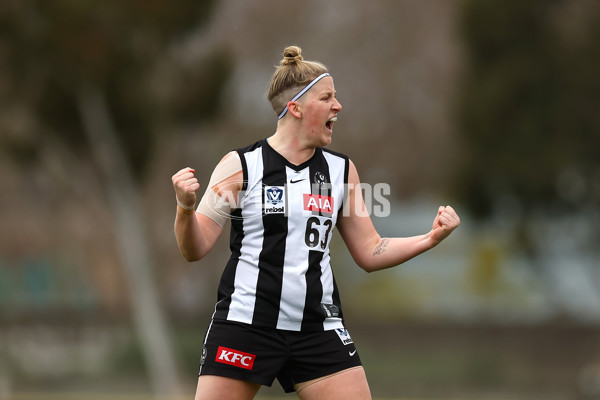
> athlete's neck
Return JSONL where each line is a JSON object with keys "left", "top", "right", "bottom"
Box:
{"left": 268, "top": 129, "right": 316, "bottom": 166}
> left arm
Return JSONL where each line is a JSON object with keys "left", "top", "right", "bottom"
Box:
{"left": 336, "top": 160, "right": 460, "bottom": 273}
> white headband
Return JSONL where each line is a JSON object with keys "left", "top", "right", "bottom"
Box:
{"left": 278, "top": 72, "right": 331, "bottom": 119}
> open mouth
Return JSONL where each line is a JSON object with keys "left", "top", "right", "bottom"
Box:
{"left": 326, "top": 116, "right": 337, "bottom": 130}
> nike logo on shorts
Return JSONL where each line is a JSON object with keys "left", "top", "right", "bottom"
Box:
{"left": 349, "top": 350, "right": 357, "bottom": 356}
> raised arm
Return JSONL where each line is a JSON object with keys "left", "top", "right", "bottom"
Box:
{"left": 172, "top": 152, "right": 243, "bottom": 262}
{"left": 336, "top": 160, "right": 460, "bottom": 272}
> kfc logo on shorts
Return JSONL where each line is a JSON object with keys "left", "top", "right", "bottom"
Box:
{"left": 215, "top": 346, "right": 256, "bottom": 370}
{"left": 304, "top": 194, "right": 334, "bottom": 215}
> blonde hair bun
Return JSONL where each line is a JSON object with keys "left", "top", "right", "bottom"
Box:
{"left": 281, "top": 46, "right": 303, "bottom": 66}
{"left": 267, "top": 45, "right": 328, "bottom": 114}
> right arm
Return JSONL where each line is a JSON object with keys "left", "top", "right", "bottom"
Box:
{"left": 172, "top": 153, "right": 243, "bottom": 261}
{"left": 173, "top": 201, "right": 223, "bottom": 262}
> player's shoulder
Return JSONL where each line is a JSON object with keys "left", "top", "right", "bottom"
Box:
{"left": 234, "top": 139, "right": 266, "bottom": 156}
{"left": 321, "top": 146, "right": 349, "bottom": 161}
{"left": 213, "top": 151, "right": 242, "bottom": 177}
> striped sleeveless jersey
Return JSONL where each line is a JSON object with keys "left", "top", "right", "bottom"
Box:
{"left": 212, "top": 139, "right": 349, "bottom": 332}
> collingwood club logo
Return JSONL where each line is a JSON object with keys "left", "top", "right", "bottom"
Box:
{"left": 264, "top": 185, "right": 286, "bottom": 214}
{"left": 200, "top": 345, "right": 207, "bottom": 365}
{"left": 314, "top": 171, "right": 327, "bottom": 187}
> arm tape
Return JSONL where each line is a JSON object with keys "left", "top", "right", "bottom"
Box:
{"left": 196, "top": 151, "right": 243, "bottom": 228}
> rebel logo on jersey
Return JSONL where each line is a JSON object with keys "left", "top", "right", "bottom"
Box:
{"left": 264, "top": 186, "right": 286, "bottom": 214}
{"left": 215, "top": 346, "right": 256, "bottom": 370}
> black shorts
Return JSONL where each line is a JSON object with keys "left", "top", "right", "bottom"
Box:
{"left": 198, "top": 319, "right": 362, "bottom": 393}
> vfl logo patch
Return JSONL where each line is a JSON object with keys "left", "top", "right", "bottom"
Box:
{"left": 264, "top": 186, "right": 286, "bottom": 214}
{"left": 304, "top": 194, "right": 334, "bottom": 214}
{"left": 215, "top": 346, "right": 256, "bottom": 370}
{"left": 335, "top": 328, "right": 354, "bottom": 346}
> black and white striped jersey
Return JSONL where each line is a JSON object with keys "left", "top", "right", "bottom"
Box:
{"left": 212, "top": 139, "right": 349, "bottom": 332}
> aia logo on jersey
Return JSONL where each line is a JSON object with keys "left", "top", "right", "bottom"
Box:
{"left": 304, "top": 194, "right": 334, "bottom": 215}
{"left": 215, "top": 346, "right": 256, "bottom": 370}
{"left": 264, "top": 186, "right": 286, "bottom": 214}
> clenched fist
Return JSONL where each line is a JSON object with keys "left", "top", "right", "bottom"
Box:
{"left": 172, "top": 167, "right": 200, "bottom": 209}
{"left": 430, "top": 205, "right": 460, "bottom": 245}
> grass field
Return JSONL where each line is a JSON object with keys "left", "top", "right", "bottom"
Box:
{"left": 8, "top": 393, "right": 430, "bottom": 400}
{"left": 3, "top": 321, "right": 594, "bottom": 400}
{"left": 8, "top": 395, "right": 444, "bottom": 400}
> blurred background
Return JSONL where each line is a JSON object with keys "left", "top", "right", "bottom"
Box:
{"left": 1, "top": 0, "right": 599, "bottom": 399}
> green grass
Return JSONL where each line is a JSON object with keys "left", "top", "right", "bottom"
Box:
{"left": 8, "top": 393, "right": 420, "bottom": 400}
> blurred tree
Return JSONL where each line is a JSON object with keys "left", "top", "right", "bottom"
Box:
{"left": 456, "top": 0, "right": 600, "bottom": 314}
{"left": 0, "top": 0, "right": 231, "bottom": 396}
{"left": 456, "top": 0, "right": 600, "bottom": 219}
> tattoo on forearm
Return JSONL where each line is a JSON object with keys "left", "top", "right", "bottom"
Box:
{"left": 373, "top": 238, "right": 390, "bottom": 256}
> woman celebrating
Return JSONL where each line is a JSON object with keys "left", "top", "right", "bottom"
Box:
{"left": 172, "top": 45, "right": 460, "bottom": 400}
